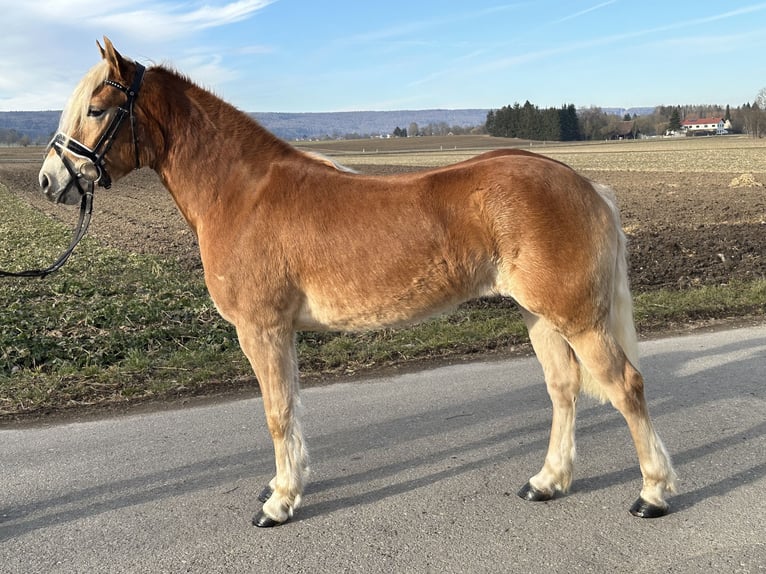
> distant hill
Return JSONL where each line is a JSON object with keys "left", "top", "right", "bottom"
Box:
{"left": 252, "top": 109, "right": 489, "bottom": 140}
{"left": 0, "top": 109, "right": 490, "bottom": 144}
{"left": 0, "top": 111, "right": 61, "bottom": 144}
{"left": 0, "top": 107, "right": 655, "bottom": 144}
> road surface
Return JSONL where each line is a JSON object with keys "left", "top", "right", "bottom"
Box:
{"left": 2, "top": 324, "right": 765, "bottom": 573}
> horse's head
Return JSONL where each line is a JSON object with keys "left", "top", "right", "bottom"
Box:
{"left": 39, "top": 37, "right": 145, "bottom": 205}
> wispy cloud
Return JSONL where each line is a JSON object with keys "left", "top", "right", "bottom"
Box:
{"left": 0, "top": 1, "right": 277, "bottom": 109}
{"left": 688, "top": 2, "right": 766, "bottom": 24}
{"left": 26, "top": 0, "right": 276, "bottom": 39}
{"left": 179, "top": 0, "right": 276, "bottom": 30}
{"left": 549, "top": 0, "right": 617, "bottom": 26}
{"left": 481, "top": 2, "right": 766, "bottom": 73}
{"left": 645, "top": 27, "right": 766, "bottom": 59}
{"left": 339, "top": 3, "right": 527, "bottom": 47}
{"left": 176, "top": 53, "right": 240, "bottom": 87}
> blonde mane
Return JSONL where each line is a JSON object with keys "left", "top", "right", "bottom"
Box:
{"left": 58, "top": 59, "right": 113, "bottom": 135}
{"left": 301, "top": 150, "right": 358, "bottom": 173}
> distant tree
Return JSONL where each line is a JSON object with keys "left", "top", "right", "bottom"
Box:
{"left": 408, "top": 122, "right": 419, "bottom": 137}
{"left": 485, "top": 110, "right": 496, "bottom": 135}
{"left": 0, "top": 128, "right": 20, "bottom": 145}
{"left": 559, "top": 104, "right": 581, "bottom": 141}
{"left": 728, "top": 104, "right": 746, "bottom": 133}
{"left": 434, "top": 121, "right": 450, "bottom": 136}
{"left": 520, "top": 101, "right": 536, "bottom": 137}
{"left": 750, "top": 101, "right": 764, "bottom": 138}
{"left": 755, "top": 89, "right": 766, "bottom": 133}
{"left": 667, "top": 108, "right": 682, "bottom": 132}
{"left": 623, "top": 113, "right": 632, "bottom": 121}
{"left": 578, "top": 106, "right": 609, "bottom": 140}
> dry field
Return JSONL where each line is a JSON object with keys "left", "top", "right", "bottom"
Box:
{"left": 303, "top": 134, "right": 766, "bottom": 172}
{"left": 1, "top": 135, "right": 765, "bottom": 291}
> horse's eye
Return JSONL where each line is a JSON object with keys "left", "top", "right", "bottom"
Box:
{"left": 87, "top": 107, "right": 105, "bottom": 118}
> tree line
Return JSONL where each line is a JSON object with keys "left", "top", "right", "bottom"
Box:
{"left": 482, "top": 94, "right": 766, "bottom": 141}
{"left": 485, "top": 102, "right": 581, "bottom": 140}
{"left": 391, "top": 121, "right": 483, "bottom": 138}
{"left": 580, "top": 102, "right": 765, "bottom": 139}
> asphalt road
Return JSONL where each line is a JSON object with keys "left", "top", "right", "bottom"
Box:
{"left": 2, "top": 324, "right": 765, "bottom": 573}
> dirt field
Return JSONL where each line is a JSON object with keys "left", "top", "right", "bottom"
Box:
{"left": 1, "top": 136, "right": 765, "bottom": 292}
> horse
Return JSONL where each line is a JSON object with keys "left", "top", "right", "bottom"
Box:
{"left": 39, "top": 38, "right": 676, "bottom": 527}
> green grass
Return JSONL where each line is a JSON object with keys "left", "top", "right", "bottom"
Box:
{"left": 634, "top": 280, "right": 766, "bottom": 327}
{"left": 0, "top": 183, "right": 764, "bottom": 418}
{"left": 0, "top": 184, "right": 248, "bottom": 414}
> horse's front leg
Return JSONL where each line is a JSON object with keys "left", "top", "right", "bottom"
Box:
{"left": 236, "top": 324, "right": 309, "bottom": 527}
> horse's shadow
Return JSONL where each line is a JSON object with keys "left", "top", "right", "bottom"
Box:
{"left": 299, "top": 333, "right": 766, "bottom": 521}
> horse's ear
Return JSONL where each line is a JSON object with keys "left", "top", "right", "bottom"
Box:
{"left": 98, "top": 36, "right": 132, "bottom": 81}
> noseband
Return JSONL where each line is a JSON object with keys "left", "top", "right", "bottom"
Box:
{"left": 0, "top": 63, "right": 145, "bottom": 278}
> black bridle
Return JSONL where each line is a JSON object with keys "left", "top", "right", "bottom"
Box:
{"left": 0, "top": 62, "right": 145, "bottom": 278}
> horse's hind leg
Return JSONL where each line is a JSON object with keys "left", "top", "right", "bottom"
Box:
{"left": 567, "top": 328, "right": 677, "bottom": 517}
{"left": 236, "top": 324, "right": 309, "bottom": 527}
{"left": 518, "top": 310, "right": 582, "bottom": 501}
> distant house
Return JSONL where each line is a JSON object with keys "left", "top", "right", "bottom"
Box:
{"left": 681, "top": 117, "right": 728, "bottom": 135}
{"left": 608, "top": 121, "right": 640, "bottom": 140}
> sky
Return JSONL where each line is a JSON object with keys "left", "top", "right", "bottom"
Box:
{"left": 2, "top": 0, "right": 766, "bottom": 113}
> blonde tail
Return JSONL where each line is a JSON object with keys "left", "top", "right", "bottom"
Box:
{"left": 580, "top": 182, "right": 639, "bottom": 402}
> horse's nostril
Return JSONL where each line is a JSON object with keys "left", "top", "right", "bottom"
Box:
{"left": 40, "top": 174, "right": 50, "bottom": 191}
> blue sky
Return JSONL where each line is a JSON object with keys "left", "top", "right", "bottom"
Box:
{"left": 2, "top": 0, "right": 766, "bottom": 112}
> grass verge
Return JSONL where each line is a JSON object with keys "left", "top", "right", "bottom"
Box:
{"left": 1, "top": 184, "right": 764, "bottom": 418}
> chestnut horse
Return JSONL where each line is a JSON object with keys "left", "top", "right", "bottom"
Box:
{"left": 39, "top": 38, "right": 676, "bottom": 527}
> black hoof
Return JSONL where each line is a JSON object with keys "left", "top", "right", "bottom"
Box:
{"left": 517, "top": 482, "right": 554, "bottom": 502}
{"left": 257, "top": 485, "right": 273, "bottom": 503}
{"left": 629, "top": 497, "right": 668, "bottom": 518}
{"left": 252, "top": 509, "right": 282, "bottom": 528}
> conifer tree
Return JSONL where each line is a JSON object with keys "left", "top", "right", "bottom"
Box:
{"left": 668, "top": 107, "right": 682, "bottom": 132}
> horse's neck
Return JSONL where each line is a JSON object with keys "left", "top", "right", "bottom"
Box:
{"left": 145, "top": 75, "right": 294, "bottom": 231}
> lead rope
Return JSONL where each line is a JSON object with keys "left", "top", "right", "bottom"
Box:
{"left": 0, "top": 186, "right": 94, "bottom": 278}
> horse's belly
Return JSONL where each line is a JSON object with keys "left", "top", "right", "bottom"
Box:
{"left": 295, "top": 280, "right": 496, "bottom": 332}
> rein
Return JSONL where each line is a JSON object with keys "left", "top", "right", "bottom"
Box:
{"left": 0, "top": 63, "right": 145, "bottom": 279}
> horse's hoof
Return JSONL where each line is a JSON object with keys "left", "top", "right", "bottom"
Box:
{"left": 629, "top": 497, "right": 668, "bottom": 518}
{"left": 257, "top": 485, "right": 273, "bottom": 503}
{"left": 252, "top": 510, "right": 282, "bottom": 528}
{"left": 517, "top": 482, "right": 554, "bottom": 502}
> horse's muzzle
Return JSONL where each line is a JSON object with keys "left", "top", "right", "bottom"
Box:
{"left": 39, "top": 155, "right": 88, "bottom": 206}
